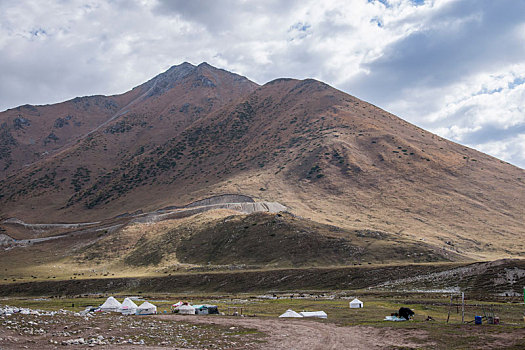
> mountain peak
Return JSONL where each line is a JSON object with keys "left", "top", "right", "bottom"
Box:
{"left": 168, "top": 61, "right": 195, "bottom": 71}
{"left": 140, "top": 62, "right": 257, "bottom": 97}
{"left": 143, "top": 62, "right": 197, "bottom": 97}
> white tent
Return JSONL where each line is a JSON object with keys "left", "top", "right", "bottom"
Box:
{"left": 136, "top": 301, "right": 157, "bottom": 315}
{"left": 177, "top": 304, "right": 196, "bottom": 315}
{"left": 120, "top": 297, "right": 138, "bottom": 315}
{"left": 99, "top": 296, "right": 122, "bottom": 312}
{"left": 299, "top": 311, "right": 327, "bottom": 319}
{"left": 279, "top": 309, "right": 303, "bottom": 318}
{"left": 349, "top": 298, "right": 363, "bottom": 308}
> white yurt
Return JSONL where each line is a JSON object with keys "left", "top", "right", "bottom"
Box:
{"left": 279, "top": 309, "right": 303, "bottom": 318}
{"left": 136, "top": 301, "right": 157, "bottom": 315}
{"left": 120, "top": 297, "right": 139, "bottom": 315}
{"left": 349, "top": 298, "right": 363, "bottom": 309}
{"left": 299, "top": 311, "right": 327, "bottom": 319}
{"left": 178, "top": 304, "right": 196, "bottom": 315}
{"left": 99, "top": 296, "right": 122, "bottom": 312}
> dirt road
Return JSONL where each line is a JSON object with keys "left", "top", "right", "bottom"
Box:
{"left": 158, "top": 314, "right": 432, "bottom": 349}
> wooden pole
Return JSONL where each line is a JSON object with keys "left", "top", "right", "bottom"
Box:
{"left": 460, "top": 292, "right": 464, "bottom": 323}
{"left": 447, "top": 294, "right": 453, "bottom": 323}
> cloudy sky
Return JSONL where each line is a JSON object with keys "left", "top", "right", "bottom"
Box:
{"left": 1, "top": 0, "right": 524, "bottom": 168}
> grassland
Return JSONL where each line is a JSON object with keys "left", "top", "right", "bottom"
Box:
{"left": 2, "top": 291, "right": 525, "bottom": 349}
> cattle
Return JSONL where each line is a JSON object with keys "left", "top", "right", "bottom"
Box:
{"left": 398, "top": 307, "right": 414, "bottom": 320}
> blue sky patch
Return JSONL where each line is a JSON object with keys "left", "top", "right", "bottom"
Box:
{"left": 289, "top": 22, "right": 311, "bottom": 32}
{"left": 508, "top": 76, "right": 525, "bottom": 89}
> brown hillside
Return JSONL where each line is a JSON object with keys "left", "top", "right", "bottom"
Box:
{"left": 119, "top": 212, "right": 453, "bottom": 268}
{"left": 0, "top": 63, "right": 524, "bottom": 261}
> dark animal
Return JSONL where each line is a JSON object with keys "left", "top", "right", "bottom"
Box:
{"left": 398, "top": 307, "right": 414, "bottom": 320}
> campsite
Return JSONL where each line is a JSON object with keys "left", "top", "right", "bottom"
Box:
{"left": 1, "top": 3, "right": 525, "bottom": 348}
{"left": 1, "top": 290, "right": 525, "bottom": 349}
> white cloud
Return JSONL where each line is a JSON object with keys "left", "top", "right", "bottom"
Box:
{"left": 475, "top": 134, "right": 525, "bottom": 166}
{"left": 384, "top": 59, "right": 525, "bottom": 168}
{"left": 0, "top": 0, "right": 524, "bottom": 168}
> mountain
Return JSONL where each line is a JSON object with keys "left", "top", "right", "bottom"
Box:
{"left": 0, "top": 62, "right": 258, "bottom": 216}
{"left": 0, "top": 62, "right": 257, "bottom": 178}
{"left": 0, "top": 62, "right": 524, "bottom": 266}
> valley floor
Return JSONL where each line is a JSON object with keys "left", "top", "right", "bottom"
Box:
{"left": 0, "top": 313, "right": 433, "bottom": 349}
{"left": 2, "top": 292, "right": 525, "bottom": 349}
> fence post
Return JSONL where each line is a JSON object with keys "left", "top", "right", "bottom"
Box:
{"left": 461, "top": 292, "right": 465, "bottom": 323}
{"left": 447, "top": 294, "right": 453, "bottom": 323}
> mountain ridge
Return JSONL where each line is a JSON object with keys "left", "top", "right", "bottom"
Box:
{"left": 0, "top": 62, "right": 524, "bottom": 261}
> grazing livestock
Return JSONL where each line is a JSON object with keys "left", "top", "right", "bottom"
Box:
{"left": 398, "top": 307, "right": 414, "bottom": 320}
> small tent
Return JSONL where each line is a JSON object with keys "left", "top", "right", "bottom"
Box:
{"left": 193, "top": 304, "right": 208, "bottom": 315}
{"left": 178, "top": 304, "right": 196, "bottom": 315}
{"left": 136, "top": 301, "right": 157, "bottom": 315}
{"left": 120, "top": 297, "right": 138, "bottom": 315}
{"left": 299, "top": 311, "right": 327, "bottom": 319}
{"left": 279, "top": 309, "right": 303, "bottom": 318}
{"left": 192, "top": 304, "right": 219, "bottom": 315}
{"left": 99, "top": 296, "right": 122, "bottom": 312}
{"left": 349, "top": 298, "right": 363, "bottom": 309}
{"left": 205, "top": 305, "right": 219, "bottom": 315}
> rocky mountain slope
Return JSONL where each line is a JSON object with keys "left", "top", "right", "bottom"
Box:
{"left": 0, "top": 62, "right": 524, "bottom": 263}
